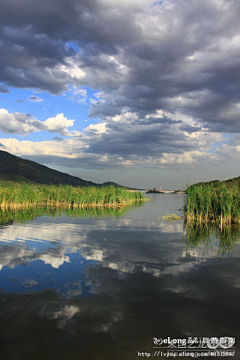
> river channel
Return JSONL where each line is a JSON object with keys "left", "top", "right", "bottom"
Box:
{"left": 0, "top": 194, "right": 239, "bottom": 360}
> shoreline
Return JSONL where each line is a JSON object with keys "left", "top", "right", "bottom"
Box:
{"left": 0, "top": 199, "right": 147, "bottom": 210}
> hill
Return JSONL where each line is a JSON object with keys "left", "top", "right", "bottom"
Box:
{"left": 102, "top": 181, "right": 125, "bottom": 188}
{"left": 0, "top": 150, "right": 103, "bottom": 187}
{"left": 189, "top": 176, "right": 240, "bottom": 190}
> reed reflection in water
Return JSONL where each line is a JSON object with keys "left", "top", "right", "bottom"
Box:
{"left": 183, "top": 221, "right": 240, "bottom": 255}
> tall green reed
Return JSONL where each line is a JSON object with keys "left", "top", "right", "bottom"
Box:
{"left": 185, "top": 182, "right": 240, "bottom": 224}
{"left": 0, "top": 183, "right": 146, "bottom": 208}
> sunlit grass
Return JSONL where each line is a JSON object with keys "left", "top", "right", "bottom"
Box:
{"left": 185, "top": 182, "right": 240, "bottom": 225}
{"left": 0, "top": 183, "right": 146, "bottom": 209}
{"left": 162, "top": 213, "right": 182, "bottom": 222}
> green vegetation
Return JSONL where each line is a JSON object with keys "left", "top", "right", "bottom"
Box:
{"left": 189, "top": 175, "right": 240, "bottom": 189}
{"left": 184, "top": 222, "right": 240, "bottom": 255}
{"left": 0, "top": 183, "right": 146, "bottom": 209}
{"left": 0, "top": 173, "right": 35, "bottom": 187}
{"left": 162, "top": 213, "right": 182, "bottom": 221}
{"left": 185, "top": 181, "right": 240, "bottom": 224}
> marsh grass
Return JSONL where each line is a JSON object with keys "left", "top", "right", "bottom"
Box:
{"left": 0, "top": 183, "right": 146, "bottom": 209}
{"left": 162, "top": 213, "right": 182, "bottom": 222}
{"left": 185, "top": 182, "right": 240, "bottom": 225}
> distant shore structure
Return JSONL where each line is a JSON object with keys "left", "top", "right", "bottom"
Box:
{"left": 146, "top": 188, "right": 186, "bottom": 194}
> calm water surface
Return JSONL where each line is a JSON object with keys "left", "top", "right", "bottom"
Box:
{"left": 0, "top": 194, "right": 240, "bottom": 360}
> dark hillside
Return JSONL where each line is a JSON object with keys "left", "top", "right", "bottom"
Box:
{"left": 0, "top": 150, "right": 97, "bottom": 186}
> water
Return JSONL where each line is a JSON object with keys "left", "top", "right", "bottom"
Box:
{"left": 0, "top": 194, "right": 239, "bottom": 360}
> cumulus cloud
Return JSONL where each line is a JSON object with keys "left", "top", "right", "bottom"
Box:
{"left": 0, "top": 108, "right": 237, "bottom": 173}
{"left": 0, "top": 108, "right": 37, "bottom": 135}
{"left": 42, "top": 113, "right": 77, "bottom": 135}
{"left": 0, "top": 108, "right": 78, "bottom": 136}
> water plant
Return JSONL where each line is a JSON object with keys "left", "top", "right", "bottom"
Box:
{"left": 0, "top": 183, "right": 146, "bottom": 209}
{"left": 162, "top": 213, "right": 182, "bottom": 221}
{"left": 185, "top": 181, "right": 240, "bottom": 225}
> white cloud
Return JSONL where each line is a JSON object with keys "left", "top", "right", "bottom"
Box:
{"left": 0, "top": 137, "right": 73, "bottom": 157}
{"left": 85, "top": 122, "right": 108, "bottom": 134}
{"left": 65, "top": 86, "right": 88, "bottom": 104}
{"left": 0, "top": 109, "right": 78, "bottom": 136}
{"left": 0, "top": 108, "right": 38, "bottom": 135}
{"left": 42, "top": 113, "right": 77, "bottom": 136}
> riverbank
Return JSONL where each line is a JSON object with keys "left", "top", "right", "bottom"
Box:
{"left": 0, "top": 183, "right": 146, "bottom": 209}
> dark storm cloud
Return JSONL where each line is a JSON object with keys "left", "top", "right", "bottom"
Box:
{"left": 0, "top": 84, "right": 10, "bottom": 93}
{"left": 1, "top": 0, "right": 240, "bottom": 116}
{"left": 21, "top": 154, "right": 122, "bottom": 170}
{"left": 82, "top": 111, "right": 206, "bottom": 162}
{"left": 178, "top": 124, "right": 201, "bottom": 133}
{"left": 0, "top": 0, "right": 139, "bottom": 45}
{"left": 0, "top": 0, "right": 240, "bottom": 165}
{"left": 83, "top": 0, "right": 240, "bottom": 134}
{"left": 86, "top": 122, "right": 193, "bottom": 157}
{"left": 133, "top": 115, "right": 182, "bottom": 126}
{"left": 0, "top": 0, "right": 141, "bottom": 93}
{"left": 29, "top": 95, "right": 43, "bottom": 102}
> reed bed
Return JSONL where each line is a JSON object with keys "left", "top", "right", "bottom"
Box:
{"left": 0, "top": 183, "right": 146, "bottom": 209}
{"left": 185, "top": 182, "right": 240, "bottom": 225}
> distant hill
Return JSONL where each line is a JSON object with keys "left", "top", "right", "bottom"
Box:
{"left": 102, "top": 181, "right": 123, "bottom": 187}
{"left": 0, "top": 150, "right": 125, "bottom": 188}
{"left": 102, "top": 181, "right": 130, "bottom": 188}
{"left": 189, "top": 176, "right": 240, "bottom": 190}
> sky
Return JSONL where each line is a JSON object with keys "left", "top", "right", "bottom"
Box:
{"left": 0, "top": 0, "right": 240, "bottom": 190}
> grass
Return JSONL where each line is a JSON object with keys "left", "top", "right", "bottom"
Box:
{"left": 0, "top": 173, "right": 35, "bottom": 187}
{"left": 185, "top": 181, "right": 240, "bottom": 225}
{"left": 0, "top": 183, "right": 146, "bottom": 209}
{"left": 162, "top": 213, "right": 182, "bottom": 221}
